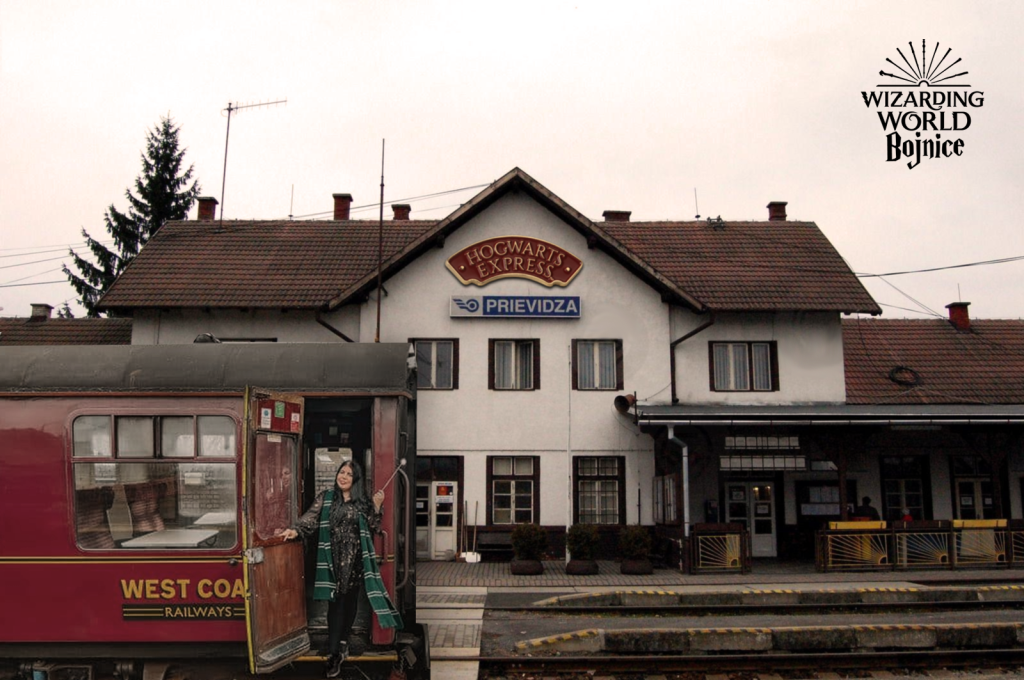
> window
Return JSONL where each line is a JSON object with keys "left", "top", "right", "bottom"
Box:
{"left": 573, "top": 456, "right": 625, "bottom": 525}
{"left": 489, "top": 339, "right": 540, "bottom": 390}
{"left": 71, "top": 414, "right": 238, "bottom": 551}
{"left": 653, "top": 474, "right": 678, "bottom": 524}
{"left": 412, "top": 339, "right": 458, "bottom": 390}
{"left": 710, "top": 342, "right": 778, "bottom": 392}
{"left": 572, "top": 339, "right": 623, "bottom": 390}
{"left": 488, "top": 456, "right": 539, "bottom": 524}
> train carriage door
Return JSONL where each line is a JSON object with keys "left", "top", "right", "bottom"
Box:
{"left": 243, "top": 389, "right": 310, "bottom": 673}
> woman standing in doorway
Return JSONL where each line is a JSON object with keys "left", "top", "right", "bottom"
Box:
{"left": 280, "top": 460, "right": 384, "bottom": 678}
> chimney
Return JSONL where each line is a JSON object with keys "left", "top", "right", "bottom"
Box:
{"left": 946, "top": 301, "right": 971, "bottom": 331}
{"left": 29, "top": 303, "right": 53, "bottom": 322}
{"left": 333, "top": 193, "right": 353, "bottom": 220}
{"left": 602, "top": 210, "right": 631, "bottom": 222}
{"left": 197, "top": 197, "right": 219, "bottom": 221}
{"left": 767, "top": 201, "right": 787, "bottom": 221}
{"left": 392, "top": 204, "right": 411, "bottom": 221}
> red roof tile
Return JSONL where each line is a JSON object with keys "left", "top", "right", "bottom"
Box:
{"left": 100, "top": 220, "right": 434, "bottom": 309}
{"left": 98, "top": 169, "right": 878, "bottom": 314}
{"left": 0, "top": 318, "right": 132, "bottom": 345}
{"left": 843, "top": 318, "right": 1024, "bottom": 405}
{"left": 602, "top": 221, "right": 879, "bottom": 313}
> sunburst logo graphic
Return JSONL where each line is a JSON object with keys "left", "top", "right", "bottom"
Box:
{"left": 878, "top": 40, "right": 969, "bottom": 87}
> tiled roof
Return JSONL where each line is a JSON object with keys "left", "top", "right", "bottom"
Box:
{"left": 602, "top": 221, "right": 879, "bottom": 313}
{"left": 843, "top": 318, "right": 1024, "bottom": 405}
{"left": 100, "top": 220, "right": 434, "bottom": 309}
{"left": 98, "top": 168, "right": 879, "bottom": 313}
{"left": 0, "top": 318, "right": 132, "bottom": 345}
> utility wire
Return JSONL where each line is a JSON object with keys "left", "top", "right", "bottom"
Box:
{"left": 856, "top": 255, "right": 1024, "bottom": 278}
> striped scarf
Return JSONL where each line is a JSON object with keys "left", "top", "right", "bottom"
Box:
{"left": 313, "top": 490, "right": 337, "bottom": 601}
{"left": 359, "top": 515, "right": 403, "bottom": 629}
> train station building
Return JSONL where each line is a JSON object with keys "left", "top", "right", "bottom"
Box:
{"left": 95, "top": 167, "right": 1024, "bottom": 562}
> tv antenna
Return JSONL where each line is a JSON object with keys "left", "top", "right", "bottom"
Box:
{"left": 693, "top": 188, "right": 700, "bottom": 219}
{"left": 219, "top": 98, "right": 287, "bottom": 222}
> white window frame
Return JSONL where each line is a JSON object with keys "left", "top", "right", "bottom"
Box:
{"left": 575, "top": 340, "right": 620, "bottom": 390}
{"left": 712, "top": 341, "right": 775, "bottom": 392}
{"left": 414, "top": 339, "right": 456, "bottom": 390}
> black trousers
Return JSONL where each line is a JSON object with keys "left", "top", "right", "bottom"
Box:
{"left": 327, "top": 588, "right": 361, "bottom": 655}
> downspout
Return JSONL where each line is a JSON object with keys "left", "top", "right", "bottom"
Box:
{"left": 316, "top": 310, "right": 355, "bottom": 342}
{"left": 670, "top": 311, "right": 715, "bottom": 404}
{"left": 667, "top": 426, "right": 690, "bottom": 537}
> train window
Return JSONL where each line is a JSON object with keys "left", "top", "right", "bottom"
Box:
{"left": 73, "top": 416, "right": 112, "bottom": 457}
{"left": 162, "top": 417, "right": 195, "bottom": 458}
{"left": 73, "top": 460, "right": 238, "bottom": 551}
{"left": 117, "top": 417, "right": 156, "bottom": 458}
{"left": 198, "top": 416, "right": 236, "bottom": 457}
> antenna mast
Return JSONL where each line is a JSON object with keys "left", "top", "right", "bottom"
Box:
{"left": 219, "top": 98, "right": 287, "bottom": 222}
{"left": 375, "top": 139, "right": 385, "bottom": 343}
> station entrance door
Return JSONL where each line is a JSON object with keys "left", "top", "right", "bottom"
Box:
{"left": 725, "top": 481, "right": 777, "bottom": 558}
{"left": 416, "top": 481, "right": 459, "bottom": 560}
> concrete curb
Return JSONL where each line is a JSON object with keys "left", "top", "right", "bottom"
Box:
{"left": 533, "top": 585, "right": 1024, "bottom": 608}
{"left": 513, "top": 622, "right": 1024, "bottom": 655}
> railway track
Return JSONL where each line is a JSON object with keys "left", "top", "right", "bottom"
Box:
{"left": 478, "top": 648, "right": 1024, "bottom": 677}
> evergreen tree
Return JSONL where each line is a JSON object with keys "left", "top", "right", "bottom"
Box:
{"left": 57, "top": 302, "right": 75, "bottom": 319}
{"left": 64, "top": 116, "right": 200, "bottom": 316}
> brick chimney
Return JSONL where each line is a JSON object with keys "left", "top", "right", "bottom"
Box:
{"left": 392, "top": 204, "right": 411, "bottom": 221}
{"left": 767, "top": 201, "right": 787, "bottom": 221}
{"left": 29, "top": 303, "right": 53, "bottom": 322}
{"left": 946, "top": 301, "right": 971, "bottom": 331}
{"left": 197, "top": 197, "right": 219, "bottom": 221}
{"left": 333, "top": 194, "right": 353, "bottom": 220}
{"left": 602, "top": 210, "right": 631, "bottom": 222}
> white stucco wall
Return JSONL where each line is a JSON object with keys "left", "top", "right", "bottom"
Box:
{"left": 130, "top": 307, "right": 360, "bottom": 345}
{"left": 359, "top": 192, "right": 665, "bottom": 525}
{"left": 671, "top": 309, "right": 846, "bottom": 405}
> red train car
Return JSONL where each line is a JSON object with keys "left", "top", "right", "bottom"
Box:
{"left": 0, "top": 344, "right": 425, "bottom": 679}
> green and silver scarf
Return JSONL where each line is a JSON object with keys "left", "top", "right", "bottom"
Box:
{"left": 359, "top": 514, "right": 403, "bottom": 629}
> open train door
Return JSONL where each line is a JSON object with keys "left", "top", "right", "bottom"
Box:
{"left": 243, "top": 388, "right": 310, "bottom": 673}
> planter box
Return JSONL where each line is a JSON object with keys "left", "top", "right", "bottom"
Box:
{"left": 566, "top": 559, "right": 598, "bottom": 575}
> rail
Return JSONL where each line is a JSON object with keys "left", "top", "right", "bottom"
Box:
{"left": 816, "top": 519, "right": 1024, "bottom": 572}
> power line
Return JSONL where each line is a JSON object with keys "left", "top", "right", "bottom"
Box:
{"left": 856, "top": 255, "right": 1024, "bottom": 278}
{"left": 0, "top": 280, "right": 66, "bottom": 288}
{"left": 285, "top": 183, "right": 490, "bottom": 220}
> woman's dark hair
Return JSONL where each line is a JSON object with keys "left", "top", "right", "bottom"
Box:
{"left": 336, "top": 459, "right": 366, "bottom": 500}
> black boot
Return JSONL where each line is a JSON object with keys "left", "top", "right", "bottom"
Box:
{"left": 325, "top": 652, "right": 343, "bottom": 678}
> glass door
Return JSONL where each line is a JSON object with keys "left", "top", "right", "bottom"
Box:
{"left": 725, "top": 481, "right": 776, "bottom": 557}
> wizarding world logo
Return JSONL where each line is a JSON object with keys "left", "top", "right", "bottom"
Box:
{"left": 861, "top": 40, "right": 984, "bottom": 169}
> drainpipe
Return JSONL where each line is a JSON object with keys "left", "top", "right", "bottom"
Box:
{"left": 667, "top": 425, "right": 690, "bottom": 539}
{"left": 315, "top": 310, "right": 355, "bottom": 342}
{"left": 670, "top": 312, "right": 715, "bottom": 404}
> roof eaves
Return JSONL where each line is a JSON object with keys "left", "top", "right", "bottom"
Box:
{"left": 326, "top": 167, "right": 706, "bottom": 311}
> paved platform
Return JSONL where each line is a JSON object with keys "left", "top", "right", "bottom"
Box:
{"left": 415, "top": 558, "right": 1024, "bottom": 671}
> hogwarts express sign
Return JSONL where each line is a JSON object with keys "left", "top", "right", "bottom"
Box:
{"left": 445, "top": 236, "right": 583, "bottom": 287}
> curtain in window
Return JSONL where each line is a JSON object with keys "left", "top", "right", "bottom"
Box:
{"left": 713, "top": 344, "right": 731, "bottom": 390}
{"left": 435, "top": 341, "right": 453, "bottom": 389}
{"left": 752, "top": 343, "right": 771, "bottom": 391}
{"left": 730, "top": 344, "right": 750, "bottom": 390}
{"left": 494, "top": 341, "right": 514, "bottom": 389}
{"left": 578, "top": 341, "right": 595, "bottom": 389}
{"left": 598, "top": 341, "right": 616, "bottom": 388}
{"left": 516, "top": 342, "right": 533, "bottom": 389}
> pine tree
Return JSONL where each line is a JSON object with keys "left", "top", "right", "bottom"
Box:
{"left": 57, "top": 302, "right": 75, "bottom": 319}
{"left": 64, "top": 116, "right": 200, "bottom": 316}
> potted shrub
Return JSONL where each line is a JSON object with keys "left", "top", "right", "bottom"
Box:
{"left": 566, "top": 523, "right": 600, "bottom": 575}
{"left": 510, "top": 523, "right": 546, "bottom": 575}
{"left": 618, "top": 525, "right": 653, "bottom": 575}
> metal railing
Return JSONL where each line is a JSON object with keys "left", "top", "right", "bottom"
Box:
{"left": 817, "top": 519, "right": 1024, "bottom": 572}
{"left": 686, "top": 523, "right": 751, "bottom": 574}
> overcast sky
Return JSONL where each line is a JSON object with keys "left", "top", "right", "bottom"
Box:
{"left": 2, "top": 1, "right": 1022, "bottom": 320}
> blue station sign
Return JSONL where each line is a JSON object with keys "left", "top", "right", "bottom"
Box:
{"left": 450, "top": 296, "right": 581, "bottom": 319}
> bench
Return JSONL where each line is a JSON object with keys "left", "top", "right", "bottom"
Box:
{"left": 474, "top": 531, "right": 513, "bottom": 558}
